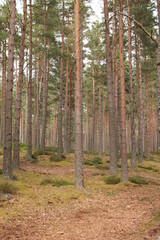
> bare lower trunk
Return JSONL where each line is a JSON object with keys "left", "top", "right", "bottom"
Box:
{"left": 0, "top": 24, "right": 7, "bottom": 147}
{"left": 98, "top": 50, "right": 102, "bottom": 155}
{"left": 57, "top": 0, "right": 65, "bottom": 159}
{"left": 104, "top": 0, "right": 118, "bottom": 175}
{"left": 26, "top": 0, "right": 32, "bottom": 160}
{"left": 13, "top": 0, "right": 27, "bottom": 169}
{"left": 119, "top": 0, "right": 128, "bottom": 182}
{"left": 3, "top": 0, "right": 16, "bottom": 179}
{"left": 64, "top": 14, "right": 70, "bottom": 154}
{"left": 127, "top": 0, "right": 136, "bottom": 169}
{"left": 74, "top": 0, "right": 84, "bottom": 189}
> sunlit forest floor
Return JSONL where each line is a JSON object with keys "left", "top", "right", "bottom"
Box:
{"left": 0, "top": 146, "right": 160, "bottom": 239}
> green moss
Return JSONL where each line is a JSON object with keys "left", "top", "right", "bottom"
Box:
{"left": 104, "top": 175, "right": 121, "bottom": 185}
{"left": 129, "top": 176, "right": 149, "bottom": 185}
{"left": 0, "top": 182, "right": 18, "bottom": 194}
{"left": 40, "top": 178, "right": 73, "bottom": 187}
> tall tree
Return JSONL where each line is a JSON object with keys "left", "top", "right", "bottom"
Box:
{"left": 119, "top": 0, "right": 128, "bottom": 181}
{"left": 74, "top": 0, "right": 84, "bottom": 189}
{"left": 3, "top": 0, "right": 16, "bottom": 179}
{"left": 57, "top": 0, "right": 65, "bottom": 159}
{"left": 127, "top": 0, "right": 136, "bottom": 168}
{"left": 13, "top": 0, "right": 27, "bottom": 168}
{"left": 157, "top": 0, "right": 160, "bottom": 152}
{"left": 104, "top": 0, "right": 118, "bottom": 175}
{"left": 26, "top": 0, "right": 32, "bottom": 160}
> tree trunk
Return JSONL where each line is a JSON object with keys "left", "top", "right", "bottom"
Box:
{"left": 3, "top": 0, "right": 16, "bottom": 179}
{"left": 0, "top": 23, "right": 7, "bottom": 147}
{"left": 13, "top": 0, "right": 27, "bottom": 168}
{"left": 144, "top": 69, "right": 150, "bottom": 159}
{"left": 68, "top": 67, "right": 72, "bottom": 151}
{"left": 24, "top": 53, "right": 28, "bottom": 144}
{"left": 91, "top": 60, "right": 95, "bottom": 152}
{"left": 33, "top": 49, "right": 37, "bottom": 148}
{"left": 127, "top": 0, "right": 136, "bottom": 169}
{"left": 98, "top": 50, "right": 102, "bottom": 155}
{"left": 57, "top": 0, "right": 65, "bottom": 159}
{"left": 74, "top": 0, "right": 84, "bottom": 189}
{"left": 157, "top": 0, "right": 160, "bottom": 151}
{"left": 104, "top": 0, "right": 118, "bottom": 175}
{"left": 41, "top": 4, "right": 47, "bottom": 152}
{"left": 26, "top": 0, "right": 32, "bottom": 160}
{"left": 137, "top": 35, "right": 144, "bottom": 163}
{"left": 119, "top": 0, "right": 128, "bottom": 181}
{"left": 64, "top": 14, "right": 70, "bottom": 154}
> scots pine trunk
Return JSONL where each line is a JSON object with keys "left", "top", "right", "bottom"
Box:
{"left": 68, "top": 67, "right": 72, "bottom": 151}
{"left": 98, "top": 50, "right": 102, "bottom": 155}
{"left": 24, "top": 54, "right": 28, "bottom": 144}
{"left": 64, "top": 14, "right": 70, "bottom": 154}
{"left": 157, "top": 0, "right": 160, "bottom": 151}
{"left": 104, "top": 0, "right": 118, "bottom": 175}
{"left": 3, "top": 0, "right": 16, "bottom": 179}
{"left": 13, "top": 0, "right": 27, "bottom": 168}
{"left": 91, "top": 60, "right": 95, "bottom": 152}
{"left": 0, "top": 24, "right": 7, "bottom": 147}
{"left": 127, "top": 0, "right": 136, "bottom": 169}
{"left": 137, "top": 35, "right": 144, "bottom": 163}
{"left": 74, "top": 0, "right": 84, "bottom": 189}
{"left": 41, "top": 4, "right": 47, "bottom": 152}
{"left": 119, "top": 0, "right": 128, "bottom": 181}
{"left": 33, "top": 50, "right": 37, "bottom": 148}
{"left": 26, "top": 0, "right": 32, "bottom": 160}
{"left": 57, "top": 0, "right": 64, "bottom": 159}
{"left": 144, "top": 70, "right": 150, "bottom": 159}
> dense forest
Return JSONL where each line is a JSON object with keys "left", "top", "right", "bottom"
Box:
{"left": 0, "top": 0, "right": 160, "bottom": 239}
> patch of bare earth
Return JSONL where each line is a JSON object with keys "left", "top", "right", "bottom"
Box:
{"left": 0, "top": 183, "right": 160, "bottom": 240}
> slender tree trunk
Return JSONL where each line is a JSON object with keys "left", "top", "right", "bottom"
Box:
{"left": 24, "top": 53, "right": 28, "bottom": 144}
{"left": 41, "top": 4, "right": 47, "bottom": 152}
{"left": 144, "top": 69, "right": 150, "bottom": 159}
{"left": 26, "top": 0, "right": 32, "bottom": 160}
{"left": 127, "top": 0, "right": 136, "bottom": 169}
{"left": 98, "top": 50, "right": 102, "bottom": 155}
{"left": 74, "top": 0, "right": 84, "bottom": 189}
{"left": 119, "top": 0, "right": 128, "bottom": 181}
{"left": 0, "top": 24, "right": 7, "bottom": 147}
{"left": 3, "top": 0, "right": 16, "bottom": 179}
{"left": 157, "top": 0, "right": 160, "bottom": 151}
{"left": 91, "top": 60, "right": 95, "bottom": 152}
{"left": 57, "top": 0, "right": 65, "bottom": 159}
{"left": 64, "top": 14, "right": 70, "bottom": 154}
{"left": 13, "top": 0, "right": 27, "bottom": 168}
{"left": 33, "top": 49, "right": 37, "bottom": 148}
{"left": 104, "top": 0, "right": 118, "bottom": 175}
{"left": 68, "top": 67, "right": 72, "bottom": 151}
{"left": 137, "top": 35, "right": 144, "bottom": 163}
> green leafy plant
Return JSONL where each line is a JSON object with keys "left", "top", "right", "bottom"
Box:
{"left": 104, "top": 175, "right": 121, "bottom": 185}
{"left": 129, "top": 176, "right": 149, "bottom": 185}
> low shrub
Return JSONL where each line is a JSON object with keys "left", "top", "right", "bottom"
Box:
{"left": 40, "top": 178, "right": 73, "bottom": 187}
{"left": 138, "top": 165, "right": 153, "bottom": 171}
{"left": 104, "top": 175, "right": 121, "bottom": 185}
{"left": 84, "top": 157, "right": 102, "bottom": 166}
{"left": 50, "top": 153, "right": 63, "bottom": 162}
{"left": 95, "top": 165, "right": 109, "bottom": 170}
{"left": 20, "top": 143, "right": 27, "bottom": 151}
{"left": 129, "top": 176, "right": 148, "bottom": 185}
{"left": 0, "top": 182, "right": 18, "bottom": 194}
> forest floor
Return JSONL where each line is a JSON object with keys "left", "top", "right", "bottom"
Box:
{"left": 0, "top": 148, "right": 160, "bottom": 240}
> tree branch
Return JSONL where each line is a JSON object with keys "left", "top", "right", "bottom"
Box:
{"left": 119, "top": 11, "right": 158, "bottom": 45}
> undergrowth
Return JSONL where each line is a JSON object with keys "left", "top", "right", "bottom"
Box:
{"left": 104, "top": 175, "right": 121, "bottom": 185}
{"left": 0, "top": 182, "right": 18, "bottom": 194}
{"left": 40, "top": 178, "right": 73, "bottom": 187}
{"left": 129, "top": 176, "right": 149, "bottom": 185}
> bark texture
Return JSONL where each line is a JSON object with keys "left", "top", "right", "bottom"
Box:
{"left": 13, "top": 0, "right": 27, "bottom": 168}
{"left": 104, "top": 0, "right": 118, "bottom": 175}
{"left": 3, "top": 0, "right": 16, "bottom": 179}
{"left": 74, "top": 0, "right": 84, "bottom": 189}
{"left": 119, "top": 0, "right": 128, "bottom": 182}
